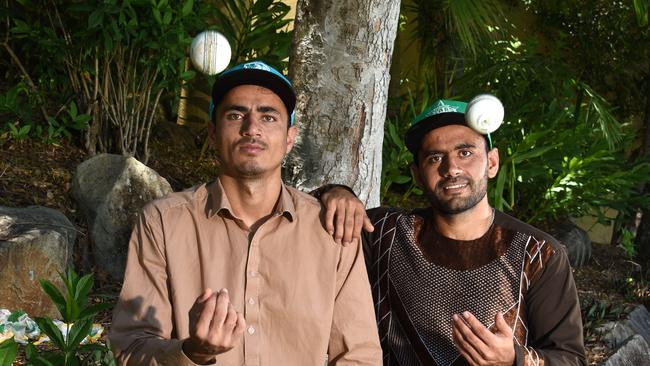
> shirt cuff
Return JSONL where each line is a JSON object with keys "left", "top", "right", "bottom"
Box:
{"left": 161, "top": 339, "right": 218, "bottom": 366}
{"left": 514, "top": 344, "right": 525, "bottom": 366}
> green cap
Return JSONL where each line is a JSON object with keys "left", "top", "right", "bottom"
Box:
{"left": 405, "top": 99, "right": 493, "bottom": 157}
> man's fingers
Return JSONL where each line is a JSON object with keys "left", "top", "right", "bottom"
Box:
{"left": 453, "top": 313, "right": 489, "bottom": 358}
{"left": 193, "top": 292, "right": 217, "bottom": 337}
{"left": 198, "top": 288, "right": 213, "bottom": 302}
{"left": 348, "top": 210, "right": 364, "bottom": 246}
{"left": 211, "top": 288, "right": 230, "bottom": 329}
{"left": 224, "top": 303, "right": 238, "bottom": 329}
{"left": 233, "top": 312, "right": 246, "bottom": 337}
{"left": 324, "top": 204, "right": 336, "bottom": 236}
{"left": 342, "top": 202, "right": 356, "bottom": 245}
{"left": 461, "top": 311, "right": 495, "bottom": 345}
{"left": 452, "top": 317, "right": 482, "bottom": 365}
{"left": 494, "top": 311, "right": 513, "bottom": 337}
{"left": 334, "top": 204, "right": 346, "bottom": 245}
{"left": 363, "top": 215, "right": 374, "bottom": 232}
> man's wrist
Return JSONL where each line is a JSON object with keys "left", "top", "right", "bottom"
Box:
{"left": 310, "top": 184, "right": 356, "bottom": 200}
{"left": 182, "top": 339, "right": 216, "bottom": 365}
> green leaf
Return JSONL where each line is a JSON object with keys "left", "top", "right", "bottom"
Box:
{"left": 25, "top": 342, "right": 38, "bottom": 360}
{"left": 180, "top": 70, "right": 196, "bottom": 80}
{"left": 78, "top": 343, "right": 110, "bottom": 353}
{"left": 72, "top": 114, "right": 92, "bottom": 127}
{"left": 67, "top": 318, "right": 93, "bottom": 351}
{"left": 0, "top": 337, "right": 18, "bottom": 366}
{"left": 181, "top": 0, "right": 194, "bottom": 16}
{"left": 394, "top": 175, "right": 411, "bottom": 184}
{"left": 162, "top": 10, "right": 172, "bottom": 25}
{"left": 78, "top": 302, "right": 113, "bottom": 320}
{"left": 34, "top": 317, "right": 66, "bottom": 350}
{"left": 493, "top": 163, "right": 508, "bottom": 210}
{"left": 634, "top": 0, "right": 649, "bottom": 26}
{"left": 7, "top": 310, "right": 25, "bottom": 322}
{"left": 29, "top": 357, "right": 56, "bottom": 366}
{"left": 40, "top": 280, "right": 67, "bottom": 318}
{"left": 511, "top": 145, "right": 556, "bottom": 164}
{"left": 17, "top": 124, "right": 30, "bottom": 135}
{"left": 74, "top": 274, "right": 94, "bottom": 308}
{"left": 68, "top": 101, "right": 78, "bottom": 118}
{"left": 152, "top": 8, "right": 162, "bottom": 24}
{"left": 88, "top": 9, "right": 104, "bottom": 28}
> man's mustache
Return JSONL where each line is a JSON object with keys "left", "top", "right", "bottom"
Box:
{"left": 236, "top": 137, "right": 267, "bottom": 149}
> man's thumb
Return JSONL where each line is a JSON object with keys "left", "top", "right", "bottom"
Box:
{"left": 494, "top": 312, "right": 512, "bottom": 335}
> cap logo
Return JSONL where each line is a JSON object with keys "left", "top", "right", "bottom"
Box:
{"left": 428, "top": 100, "right": 459, "bottom": 116}
{"left": 242, "top": 61, "right": 272, "bottom": 72}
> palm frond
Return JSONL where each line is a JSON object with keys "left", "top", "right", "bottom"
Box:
{"left": 446, "top": 0, "right": 504, "bottom": 55}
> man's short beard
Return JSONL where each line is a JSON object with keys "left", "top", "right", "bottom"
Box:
{"left": 237, "top": 162, "right": 265, "bottom": 177}
{"left": 426, "top": 169, "right": 489, "bottom": 215}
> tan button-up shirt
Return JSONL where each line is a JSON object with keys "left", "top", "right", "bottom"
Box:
{"left": 109, "top": 179, "right": 381, "bottom": 365}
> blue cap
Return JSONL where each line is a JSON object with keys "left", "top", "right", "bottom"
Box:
{"left": 210, "top": 61, "right": 296, "bottom": 125}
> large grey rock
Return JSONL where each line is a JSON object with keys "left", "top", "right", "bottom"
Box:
{"left": 0, "top": 206, "right": 75, "bottom": 317}
{"left": 549, "top": 220, "right": 592, "bottom": 267}
{"left": 72, "top": 154, "right": 172, "bottom": 279}
{"left": 600, "top": 335, "right": 650, "bottom": 366}
{"left": 600, "top": 306, "right": 650, "bottom": 348}
{"left": 599, "top": 306, "right": 650, "bottom": 365}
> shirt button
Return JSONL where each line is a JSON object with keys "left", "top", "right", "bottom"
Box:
{"left": 249, "top": 271, "right": 258, "bottom": 277}
{"left": 247, "top": 326, "right": 256, "bottom": 335}
{"left": 248, "top": 298, "right": 255, "bottom": 305}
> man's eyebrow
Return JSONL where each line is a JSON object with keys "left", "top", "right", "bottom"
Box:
{"left": 222, "top": 104, "right": 249, "bottom": 113}
{"left": 421, "top": 149, "right": 444, "bottom": 156}
{"left": 455, "top": 143, "right": 477, "bottom": 150}
{"left": 257, "top": 106, "right": 281, "bottom": 114}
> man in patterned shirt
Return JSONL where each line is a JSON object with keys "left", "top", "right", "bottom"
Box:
{"left": 318, "top": 99, "right": 586, "bottom": 366}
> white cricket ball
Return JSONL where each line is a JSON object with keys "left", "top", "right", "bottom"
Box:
{"left": 465, "top": 94, "right": 504, "bottom": 134}
{"left": 190, "top": 31, "right": 232, "bottom": 75}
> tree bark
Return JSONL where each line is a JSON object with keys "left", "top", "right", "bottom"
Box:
{"left": 285, "top": 0, "right": 401, "bottom": 207}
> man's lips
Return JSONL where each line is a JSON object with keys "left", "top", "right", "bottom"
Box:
{"left": 237, "top": 139, "right": 266, "bottom": 153}
{"left": 439, "top": 179, "right": 470, "bottom": 192}
{"left": 443, "top": 183, "right": 468, "bottom": 190}
{"left": 239, "top": 143, "right": 264, "bottom": 150}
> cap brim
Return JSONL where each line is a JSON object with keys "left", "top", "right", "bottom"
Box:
{"left": 212, "top": 69, "right": 296, "bottom": 115}
{"left": 405, "top": 112, "right": 465, "bottom": 156}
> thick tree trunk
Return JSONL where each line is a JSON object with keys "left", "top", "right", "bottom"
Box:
{"left": 285, "top": 0, "right": 401, "bottom": 207}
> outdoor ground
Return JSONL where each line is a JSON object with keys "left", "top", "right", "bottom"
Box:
{"left": 1, "top": 135, "right": 649, "bottom": 365}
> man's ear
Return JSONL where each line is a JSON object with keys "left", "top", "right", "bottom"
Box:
{"left": 487, "top": 147, "right": 500, "bottom": 178}
{"left": 286, "top": 125, "right": 298, "bottom": 153}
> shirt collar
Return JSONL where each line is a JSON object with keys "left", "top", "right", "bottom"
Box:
{"left": 207, "top": 178, "right": 295, "bottom": 222}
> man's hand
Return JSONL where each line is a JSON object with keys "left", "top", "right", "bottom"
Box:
{"left": 452, "top": 311, "right": 515, "bottom": 366}
{"left": 321, "top": 186, "right": 374, "bottom": 246}
{"left": 183, "top": 288, "right": 246, "bottom": 364}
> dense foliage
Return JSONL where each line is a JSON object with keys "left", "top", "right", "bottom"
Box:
{"left": 382, "top": 0, "right": 650, "bottom": 246}
{"left": 0, "top": 0, "right": 293, "bottom": 162}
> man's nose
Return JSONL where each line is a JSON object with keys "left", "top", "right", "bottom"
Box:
{"left": 240, "top": 115, "right": 262, "bottom": 136}
{"left": 440, "top": 156, "right": 462, "bottom": 177}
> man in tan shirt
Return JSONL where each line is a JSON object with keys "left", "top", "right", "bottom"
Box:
{"left": 109, "top": 61, "right": 381, "bottom": 365}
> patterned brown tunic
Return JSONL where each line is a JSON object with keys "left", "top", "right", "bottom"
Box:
{"left": 363, "top": 208, "right": 586, "bottom": 366}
